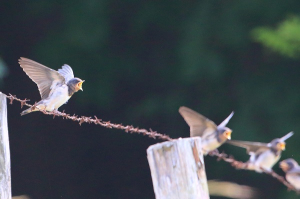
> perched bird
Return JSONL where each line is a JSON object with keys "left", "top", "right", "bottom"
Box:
{"left": 227, "top": 132, "right": 294, "bottom": 172}
{"left": 280, "top": 158, "right": 300, "bottom": 190}
{"left": 19, "top": 57, "right": 84, "bottom": 115}
{"left": 179, "top": 106, "right": 234, "bottom": 155}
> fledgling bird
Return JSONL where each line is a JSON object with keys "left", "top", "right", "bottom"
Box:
{"left": 280, "top": 158, "right": 300, "bottom": 190}
{"left": 227, "top": 132, "right": 294, "bottom": 172}
{"left": 179, "top": 106, "right": 234, "bottom": 155}
{"left": 19, "top": 57, "right": 84, "bottom": 115}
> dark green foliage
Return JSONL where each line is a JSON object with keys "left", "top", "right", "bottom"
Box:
{"left": 253, "top": 16, "right": 300, "bottom": 58}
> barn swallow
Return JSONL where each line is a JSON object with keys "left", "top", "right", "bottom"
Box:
{"left": 280, "top": 159, "right": 300, "bottom": 190}
{"left": 227, "top": 132, "right": 294, "bottom": 172}
{"left": 179, "top": 106, "right": 234, "bottom": 155}
{"left": 19, "top": 57, "right": 84, "bottom": 115}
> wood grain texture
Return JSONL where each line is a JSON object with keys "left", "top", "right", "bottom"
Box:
{"left": 147, "top": 137, "right": 209, "bottom": 199}
{"left": 0, "top": 92, "right": 11, "bottom": 199}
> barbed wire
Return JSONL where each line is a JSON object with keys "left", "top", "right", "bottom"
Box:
{"left": 2, "top": 92, "right": 298, "bottom": 194}
{"left": 3, "top": 92, "right": 172, "bottom": 141}
{"left": 208, "top": 150, "right": 299, "bottom": 193}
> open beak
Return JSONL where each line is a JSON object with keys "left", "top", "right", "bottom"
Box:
{"left": 224, "top": 130, "right": 232, "bottom": 140}
{"left": 78, "top": 80, "right": 85, "bottom": 91}
{"left": 279, "top": 142, "right": 286, "bottom": 151}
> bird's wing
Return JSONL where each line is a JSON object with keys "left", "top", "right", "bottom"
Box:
{"left": 179, "top": 106, "right": 217, "bottom": 137}
{"left": 58, "top": 64, "right": 74, "bottom": 83}
{"left": 227, "top": 140, "right": 269, "bottom": 154}
{"left": 289, "top": 167, "right": 300, "bottom": 174}
{"left": 19, "top": 57, "right": 65, "bottom": 99}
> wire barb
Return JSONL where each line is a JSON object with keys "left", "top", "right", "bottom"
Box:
{"left": 209, "top": 150, "right": 300, "bottom": 193}
{"left": 2, "top": 91, "right": 298, "bottom": 193}
{"left": 2, "top": 92, "right": 173, "bottom": 141}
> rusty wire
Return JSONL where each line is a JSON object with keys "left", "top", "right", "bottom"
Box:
{"left": 3, "top": 92, "right": 299, "bottom": 193}
{"left": 4, "top": 93, "right": 172, "bottom": 141}
{"left": 209, "top": 150, "right": 299, "bottom": 193}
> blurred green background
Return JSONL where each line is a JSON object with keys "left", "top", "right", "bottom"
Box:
{"left": 1, "top": 1, "right": 300, "bottom": 199}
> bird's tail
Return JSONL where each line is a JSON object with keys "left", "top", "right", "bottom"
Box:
{"left": 20, "top": 108, "right": 36, "bottom": 116}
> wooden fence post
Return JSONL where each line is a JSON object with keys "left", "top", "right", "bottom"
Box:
{"left": 147, "top": 137, "right": 209, "bottom": 199}
{"left": 0, "top": 92, "right": 11, "bottom": 199}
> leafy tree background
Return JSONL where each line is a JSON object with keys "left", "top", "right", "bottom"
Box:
{"left": 1, "top": 1, "right": 300, "bottom": 198}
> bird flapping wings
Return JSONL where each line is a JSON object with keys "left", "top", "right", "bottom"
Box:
{"left": 179, "top": 106, "right": 217, "bottom": 137}
{"left": 227, "top": 140, "right": 270, "bottom": 154}
{"left": 58, "top": 64, "right": 74, "bottom": 83}
{"left": 19, "top": 57, "right": 74, "bottom": 99}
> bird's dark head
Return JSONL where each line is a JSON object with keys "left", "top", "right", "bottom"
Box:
{"left": 67, "top": 78, "right": 85, "bottom": 96}
{"left": 280, "top": 159, "right": 298, "bottom": 172}
{"left": 268, "top": 132, "right": 293, "bottom": 152}
{"left": 269, "top": 138, "right": 286, "bottom": 151}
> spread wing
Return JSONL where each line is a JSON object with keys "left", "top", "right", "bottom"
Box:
{"left": 58, "top": 64, "right": 74, "bottom": 83}
{"left": 227, "top": 140, "right": 270, "bottom": 154}
{"left": 19, "top": 57, "right": 65, "bottom": 99}
{"left": 179, "top": 106, "right": 217, "bottom": 137}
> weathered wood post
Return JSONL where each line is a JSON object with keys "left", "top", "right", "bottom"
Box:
{"left": 147, "top": 137, "right": 209, "bottom": 199}
{"left": 0, "top": 92, "right": 11, "bottom": 199}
